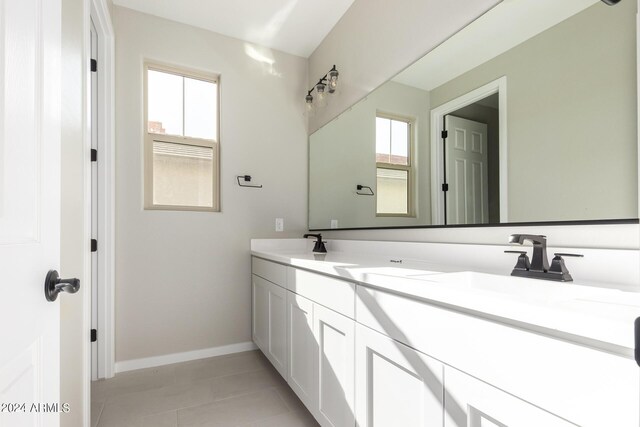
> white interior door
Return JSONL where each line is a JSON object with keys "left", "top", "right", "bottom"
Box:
{"left": 445, "top": 115, "right": 489, "bottom": 225}
{"left": 0, "top": 0, "right": 63, "bottom": 425}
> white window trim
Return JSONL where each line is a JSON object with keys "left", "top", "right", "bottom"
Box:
{"left": 143, "top": 61, "right": 221, "bottom": 212}
{"left": 375, "top": 112, "right": 416, "bottom": 217}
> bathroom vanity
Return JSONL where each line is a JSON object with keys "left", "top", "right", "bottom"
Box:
{"left": 251, "top": 239, "right": 640, "bottom": 427}
{"left": 253, "top": 1, "right": 640, "bottom": 425}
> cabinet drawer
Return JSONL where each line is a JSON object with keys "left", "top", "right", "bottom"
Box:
{"left": 356, "top": 285, "right": 639, "bottom": 427}
{"left": 252, "top": 257, "right": 287, "bottom": 287}
{"left": 288, "top": 267, "right": 355, "bottom": 318}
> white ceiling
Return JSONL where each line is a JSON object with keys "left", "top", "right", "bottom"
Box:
{"left": 111, "top": 0, "right": 355, "bottom": 57}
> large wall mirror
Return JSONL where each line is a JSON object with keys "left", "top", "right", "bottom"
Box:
{"left": 309, "top": 0, "right": 638, "bottom": 230}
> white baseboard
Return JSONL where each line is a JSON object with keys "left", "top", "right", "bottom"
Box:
{"left": 114, "top": 341, "right": 258, "bottom": 374}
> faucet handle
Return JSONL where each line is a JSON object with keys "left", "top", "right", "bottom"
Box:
{"left": 504, "top": 250, "right": 531, "bottom": 271}
{"left": 548, "top": 253, "right": 583, "bottom": 281}
{"left": 553, "top": 253, "right": 584, "bottom": 258}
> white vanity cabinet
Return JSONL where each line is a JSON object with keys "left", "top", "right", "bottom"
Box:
{"left": 286, "top": 292, "right": 317, "bottom": 414}
{"left": 287, "top": 266, "right": 356, "bottom": 427}
{"left": 356, "top": 286, "right": 639, "bottom": 426}
{"left": 444, "top": 367, "right": 572, "bottom": 427}
{"left": 355, "top": 324, "right": 444, "bottom": 427}
{"left": 313, "top": 303, "right": 355, "bottom": 427}
{"left": 286, "top": 291, "right": 355, "bottom": 427}
{"left": 251, "top": 257, "right": 288, "bottom": 378}
{"left": 252, "top": 255, "right": 640, "bottom": 427}
{"left": 253, "top": 257, "right": 356, "bottom": 427}
{"left": 251, "top": 274, "right": 287, "bottom": 377}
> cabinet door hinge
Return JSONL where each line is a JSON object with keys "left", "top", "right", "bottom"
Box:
{"left": 441, "top": 130, "right": 448, "bottom": 139}
{"left": 91, "top": 239, "right": 97, "bottom": 252}
{"left": 90, "top": 59, "right": 97, "bottom": 72}
{"left": 91, "top": 329, "right": 97, "bottom": 343}
{"left": 91, "top": 149, "right": 97, "bottom": 162}
{"left": 442, "top": 183, "right": 449, "bottom": 192}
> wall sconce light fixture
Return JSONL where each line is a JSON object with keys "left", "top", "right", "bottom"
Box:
{"left": 306, "top": 65, "right": 339, "bottom": 110}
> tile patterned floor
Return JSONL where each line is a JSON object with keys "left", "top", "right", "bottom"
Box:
{"left": 91, "top": 351, "right": 319, "bottom": 427}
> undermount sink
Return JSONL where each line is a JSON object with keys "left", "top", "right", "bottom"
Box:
{"left": 350, "top": 266, "right": 444, "bottom": 278}
{"left": 413, "top": 271, "right": 599, "bottom": 304}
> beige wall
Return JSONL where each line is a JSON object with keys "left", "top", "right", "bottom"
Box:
{"left": 431, "top": 1, "right": 638, "bottom": 222}
{"left": 307, "top": 0, "right": 500, "bottom": 134}
{"left": 60, "top": 0, "right": 88, "bottom": 425}
{"left": 309, "top": 82, "right": 430, "bottom": 229}
{"left": 113, "top": 6, "right": 308, "bottom": 362}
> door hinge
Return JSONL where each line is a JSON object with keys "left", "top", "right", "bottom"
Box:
{"left": 91, "top": 239, "right": 97, "bottom": 252}
{"left": 91, "top": 149, "right": 97, "bottom": 162}
{"left": 91, "top": 329, "right": 97, "bottom": 343}
{"left": 442, "top": 183, "right": 449, "bottom": 192}
{"left": 90, "top": 59, "right": 97, "bottom": 72}
{"left": 635, "top": 317, "right": 639, "bottom": 367}
{"left": 441, "top": 130, "right": 448, "bottom": 139}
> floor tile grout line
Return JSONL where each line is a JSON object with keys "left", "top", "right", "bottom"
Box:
{"left": 175, "top": 386, "right": 298, "bottom": 427}
{"left": 173, "top": 365, "right": 270, "bottom": 384}
{"left": 94, "top": 400, "right": 104, "bottom": 427}
{"left": 272, "top": 385, "right": 309, "bottom": 414}
{"left": 176, "top": 384, "right": 286, "bottom": 414}
{"left": 97, "top": 365, "right": 270, "bottom": 403}
{"left": 99, "top": 382, "right": 287, "bottom": 423}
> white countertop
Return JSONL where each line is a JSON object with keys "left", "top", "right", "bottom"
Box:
{"left": 251, "top": 247, "right": 640, "bottom": 354}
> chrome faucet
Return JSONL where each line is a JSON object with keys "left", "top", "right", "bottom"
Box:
{"left": 508, "top": 234, "right": 549, "bottom": 272}
{"left": 506, "top": 234, "right": 583, "bottom": 282}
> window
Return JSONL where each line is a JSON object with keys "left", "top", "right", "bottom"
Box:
{"left": 144, "top": 63, "right": 220, "bottom": 211}
{"left": 376, "top": 114, "right": 413, "bottom": 216}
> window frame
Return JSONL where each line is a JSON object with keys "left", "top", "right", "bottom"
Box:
{"left": 143, "top": 61, "right": 221, "bottom": 212}
{"left": 375, "top": 112, "right": 415, "bottom": 218}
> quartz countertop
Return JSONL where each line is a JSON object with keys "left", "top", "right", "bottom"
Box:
{"left": 251, "top": 248, "right": 640, "bottom": 355}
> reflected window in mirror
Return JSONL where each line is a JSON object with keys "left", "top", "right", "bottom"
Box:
{"left": 376, "top": 114, "right": 414, "bottom": 216}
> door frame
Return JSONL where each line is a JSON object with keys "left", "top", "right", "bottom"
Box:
{"left": 430, "top": 76, "right": 508, "bottom": 225}
{"left": 88, "top": 0, "right": 116, "bottom": 379}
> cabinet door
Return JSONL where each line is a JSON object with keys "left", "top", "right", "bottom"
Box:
{"left": 252, "top": 274, "right": 269, "bottom": 352}
{"left": 314, "top": 304, "right": 355, "bottom": 427}
{"left": 355, "top": 324, "right": 444, "bottom": 427}
{"left": 252, "top": 275, "right": 287, "bottom": 378}
{"left": 444, "top": 367, "right": 574, "bottom": 427}
{"left": 287, "top": 292, "right": 318, "bottom": 415}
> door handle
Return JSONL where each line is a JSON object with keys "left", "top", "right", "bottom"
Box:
{"left": 44, "top": 270, "right": 80, "bottom": 302}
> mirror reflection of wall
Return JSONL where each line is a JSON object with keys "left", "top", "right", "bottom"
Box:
{"left": 309, "top": 0, "right": 638, "bottom": 230}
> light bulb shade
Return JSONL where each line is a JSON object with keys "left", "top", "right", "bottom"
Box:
{"left": 316, "top": 82, "right": 326, "bottom": 94}
{"left": 328, "top": 69, "right": 339, "bottom": 93}
{"left": 305, "top": 93, "right": 313, "bottom": 104}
